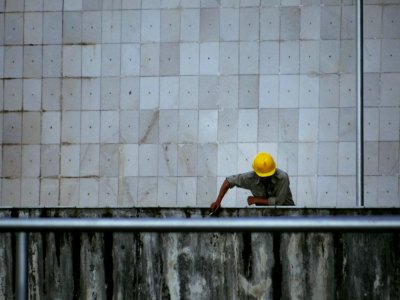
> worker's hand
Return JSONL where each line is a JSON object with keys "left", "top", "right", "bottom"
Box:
{"left": 210, "top": 201, "right": 221, "bottom": 214}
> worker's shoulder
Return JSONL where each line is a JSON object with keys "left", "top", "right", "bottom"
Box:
{"left": 275, "top": 168, "right": 289, "bottom": 180}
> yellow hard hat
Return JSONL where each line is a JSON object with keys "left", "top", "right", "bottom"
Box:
{"left": 252, "top": 152, "right": 276, "bottom": 177}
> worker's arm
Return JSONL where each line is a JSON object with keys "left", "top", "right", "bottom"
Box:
{"left": 247, "top": 196, "right": 269, "bottom": 206}
{"left": 210, "top": 179, "right": 230, "bottom": 213}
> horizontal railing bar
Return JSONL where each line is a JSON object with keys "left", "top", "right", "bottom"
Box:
{"left": 1, "top": 216, "right": 400, "bottom": 232}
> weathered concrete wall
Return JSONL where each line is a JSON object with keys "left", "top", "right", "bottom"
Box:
{"left": 1, "top": 208, "right": 400, "bottom": 300}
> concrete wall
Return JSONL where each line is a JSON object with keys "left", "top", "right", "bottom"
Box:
{"left": 1, "top": 208, "right": 400, "bottom": 299}
{"left": 0, "top": 0, "right": 399, "bottom": 208}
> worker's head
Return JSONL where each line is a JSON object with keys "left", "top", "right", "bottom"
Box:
{"left": 252, "top": 152, "right": 276, "bottom": 178}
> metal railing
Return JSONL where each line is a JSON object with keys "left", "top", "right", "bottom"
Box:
{"left": 3, "top": 215, "right": 400, "bottom": 300}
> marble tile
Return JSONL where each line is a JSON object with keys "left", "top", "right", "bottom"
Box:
{"left": 338, "top": 142, "right": 356, "bottom": 175}
{"left": 260, "top": 42, "right": 279, "bottom": 74}
{"left": 41, "top": 145, "right": 60, "bottom": 177}
{"left": 177, "top": 177, "right": 196, "bottom": 207}
{"left": 4, "top": 46, "right": 23, "bottom": 78}
{"left": 121, "top": 44, "right": 140, "bottom": 76}
{"left": 42, "top": 78, "right": 61, "bottom": 111}
{"left": 317, "top": 176, "right": 337, "bottom": 207}
{"left": 120, "top": 110, "right": 139, "bottom": 143}
{"left": 43, "top": 12, "right": 62, "bottom": 44}
{"left": 140, "top": 77, "right": 159, "bottom": 109}
{"left": 61, "top": 111, "right": 81, "bottom": 144}
{"left": 138, "top": 177, "right": 158, "bottom": 207}
{"left": 220, "top": 8, "right": 239, "bottom": 41}
{"left": 258, "top": 109, "right": 278, "bottom": 142}
{"left": 298, "top": 108, "right": 318, "bottom": 142}
{"left": 81, "top": 111, "right": 100, "bottom": 143}
{"left": 22, "top": 79, "right": 42, "bottom": 111}
{"left": 218, "top": 109, "right": 238, "bottom": 142}
{"left": 180, "top": 9, "right": 200, "bottom": 41}
{"left": 218, "top": 143, "right": 238, "bottom": 176}
{"left": 158, "top": 177, "right": 178, "bottom": 207}
{"left": 24, "top": 12, "right": 43, "bottom": 44}
{"left": 158, "top": 143, "right": 177, "bottom": 176}
{"left": 60, "top": 178, "right": 79, "bottom": 207}
{"left": 278, "top": 109, "right": 299, "bottom": 142}
{"left": 21, "top": 178, "right": 40, "bottom": 206}
{"left": 198, "top": 109, "right": 218, "bottom": 142}
{"left": 4, "top": 79, "right": 22, "bottom": 111}
{"left": 318, "top": 142, "right": 338, "bottom": 175}
{"left": 139, "top": 110, "right": 159, "bottom": 144}
{"left": 260, "top": 7, "right": 279, "bottom": 40}
{"left": 159, "top": 110, "right": 178, "bottom": 143}
{"left": 141, "top": 9, "right": 160, "bottom": 43}
{"left": 63, "top": 12, "right": 82, "bottom": 44}
{"left": 160, "top": 77, "right": 179, "bottom": 109}
{"left": 240, "top": 7, "right": 259, "bottom": 41}
{"left": 100, "top": 111, "right": 119, "bottom": 143}
{"left": 61, "top": 145, "right": 80, "bottom": 177}
{"left": 179, "top": 76, "right": 199, "bottom": 109}
{"left": 101, "top": 44, "right": 121, "bottom": 76}
{"left": 82, "top": 11, "right": 102, "bottom": 43}
{"left": 161, "top": 9, "right": 180, "bottom": 42}
{"left": 62, "top": 79, "right": 81, "bottom": 110}
{"left": 160, "top": 43, "right": 180, "bottom": 76}
{"left": 219, "top": 42, "right": 239, "bottom": 75}
{"left": 297, "top": 176, "right": 317, "bottom": 207}
{"left": 337, "top": 176, "right": 356, "bottom": 207}
{"left": 40, "top": 178, "right": 59, "bottom": 207}
{"left": 118, "top": 176, "right": 138, "bottom": 207}
{"left": 280, "top": 41, "right": 299, "bottom": 74}
{"left": 101, "top": 77, "right": 120, "bottom": 110}
{"left": 237, "top": 143, "right": 257, "bottom": 173}
{"left": 300, "top": 6, "right": 320, "bottom": 40}
{"left": 196, "top": 176, "right": 217, "bottom": 207}
{"left": 22, "top": 112, "right": 41, "bottom": 144}
{"left": 178, "top": 143, "right": 197, "bottom": 176}
{"left": 102, "top": 10, "right": 121, "bottom": 43}
{"left": 238, "top": 109, "right": 258, "bottom": 142}
{"left": 99, "top": 144, "right": 119, "bottom": 177}
{"left": 121, "top": 10, "right": 141, "bottom": 42}
{"left": 378, "top": 142, "right": 399, "bottom": 175}
{"left": 2, "top": 179, "right": 21, "bottom": 206}
{"left": 200, "top": 8, "right": 219, "bottom": 42}
{"left": 80, "top": 144, "right": 99, "bottom": 176}
{"left": 79, "top": 178, "right": 99, "bottom": 207}
{"left": 120, "top": 144, "right": 139, "bottom": 176}
{"left": 199, "top": 76, "right": 219, "bottom": 109}
{"left": 99, "top": 177, "right": 118, "bottom": 207}
{"left": 39, "top": 112, "right": 61, "bottom": 144}
{"left": 200, "top": 42, "right": 219, "bottom": 75}
{"left": 197, "top": 143, "right": 217, "bottom": 176}
{"left": 259, "top": 75, "right": 279, "bottom": 108}
{"left": 82, "top": 45, "right": 101, "bottom": 77}
{"left": 3, "top": 145, "right": 21, "bottom": 178}
{"left": 180, "top": 43, "right": 200, "bottom": 75}
{"left": 178, "top": 110, "right": 198, "bottom": 143}
{"left": 298, "top": 143, "right": 318, "bottom": 176}
{"left": 318, "top": 108, "right": 339, "bottom": 141}
{"left": 139, "top": 144, "right": 158, "bottom": 176}
{"left": 219, "top": 76, "right": 239, "bottom": 109}
{"left": 3, "top": 113, "right": 22, "bottom": 144}
{"left": 5, "top": 13, "right": 23, "bottom": 44}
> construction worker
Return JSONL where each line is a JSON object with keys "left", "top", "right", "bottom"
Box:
{"left": 210, "top": 152, "right": 294, "bottom": 213}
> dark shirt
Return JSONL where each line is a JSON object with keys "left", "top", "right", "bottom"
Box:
{"left": 226, "top": 169, "right": 294, "bottom": 206}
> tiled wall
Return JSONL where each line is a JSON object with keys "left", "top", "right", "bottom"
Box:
{"left": 1, "top": 0, "right": 399, "bottom": 208}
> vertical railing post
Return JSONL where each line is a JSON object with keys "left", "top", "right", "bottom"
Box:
{"left": 356, "top": 0, "right": 364, "bottom": 206}
{"left": 16, "top": 232, "right": 28, "bottom": 300}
